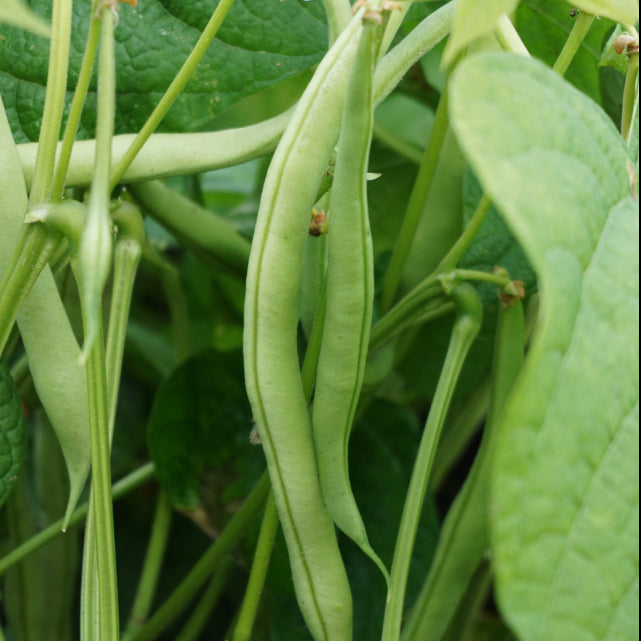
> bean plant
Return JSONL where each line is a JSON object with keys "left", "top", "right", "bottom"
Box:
{"left": 0, "top": 0, "right": 638, "bottom": 640}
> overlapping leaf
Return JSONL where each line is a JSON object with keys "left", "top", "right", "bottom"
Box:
{"left": 450, "top": 53, "right": 639, "bottom": 641}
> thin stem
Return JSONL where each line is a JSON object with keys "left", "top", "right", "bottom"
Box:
{"left": 436, "top": 193, "right": 492, "bottom": 272}
{"left": 369, "top": 280, "right": 449, "bottom": 353}
{"left": 28, "top": 0, "right": 73, "bottom": 205}
{"left": 0, "top": 463, "right": 155, "bottom": 577}
{"left": 552, "top": 11, "right": 595, "bottom": 76}
{"left": 124, "top": 472, "right": 270, "bottom": 641}
{"left": 231, "top": 493, "right": 279, "bottom": 641}
{"left": 453, "top": 268, "right": 511, "bottom": 289}
{"left": 301, "top": 286, "right": 327, "bottom": 403}
{"left": 373, "top": 119, "right": 423, "bottom": 164}
{"left": 494, "top": 14, "right": 530, "bottom": 57}
{"left": 141, "top": 243, "right": 191, "bottom": 362}
{"left": 83, "top": 311, "right": 119, "bottom": 641}
{"left": 381, "top": 286, "right": 481, "bottom": 641}
{"left": 51, "top": 17, "right": 102, "bottom": 198}
{"left": 379, "top": 86, "right": 451, "bottom": 313}
{"left": 622, "top": 52, "right": 639, "bottom": 140}
{"left": 174, "top": 556, "right": 235, "bottom": 641}
{"left": 0, "top": 230, "right": 61, "bottom": 354}
{"left": 109, "top": 0, "right": 237, "bottom": 189}
{"left": 125, "top": 493, "right": 173, "bottom": 636}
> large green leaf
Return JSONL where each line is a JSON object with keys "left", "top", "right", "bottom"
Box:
{"left": 0, "top": 0, "right": 327, "bottom": 142}
{"left": 450, "top": 53, "right": 638, "bottom": 641}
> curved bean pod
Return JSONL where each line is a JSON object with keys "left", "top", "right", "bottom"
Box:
{"left": 243, "top": 12, "right": 364, "bottom": 641}
{"left": 311, "top": 16, "right": 389, "bottom": 584}
{"left": 0, "top": 96, "right": 91, "bottom": 527}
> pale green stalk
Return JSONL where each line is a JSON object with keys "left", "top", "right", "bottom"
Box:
{"left": 125, "top": 493, "right": 173, "bottom": 637}
{"left": 0, "top": 463, "right": 155, "bottom": 577}
{"left": 379, "top": 86, "right": 450, "bottom": 312}
{"left": 494, "top": 14, "right": 530, "bottom": 57}
{"left": 124, "top": 473, "right": 270, "bottom": 641}
{"left": 174, "top": 557, "right": 235, "bottom": 641}
{"left": 622, "top": 52, "right": 639, "bottom": 139}
{"left": 109, "top": 0, "right": 237, "bottom": 188}
{"left": 552, "top": 11, "right": 595, "bottom": 75}
{"left": 381, "top": 286, "right": 482, "bottom": 641}
{"left": 51, "top": 16, "right": 102, "bottom": 198}
{"left": 436, "top": 194, "right": 492, "bottom": 272}
{"left": 28, "top": 0, "right": 73, "bottom": 204}
{"left": 79, "top": 9, "right": 119, "bottom": 641}
{"left": 232, "top": 493, "right": 279, "bottom": 641}
{"left": 373, "top": 119, "right": 423, "bottom": 164}
{"left": 0, "top": 0, "right": 72, "bottom": 350}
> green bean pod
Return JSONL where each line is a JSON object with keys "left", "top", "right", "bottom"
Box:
{"left": 243, "top": 12, "right": 364, "bottom": 641}
{"left": 311, "top": 17, "right": 389, "bottom": 584}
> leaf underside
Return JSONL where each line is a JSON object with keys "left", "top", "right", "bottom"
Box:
{"left": 450, "top": 53, "right": 639, "bottom": 641}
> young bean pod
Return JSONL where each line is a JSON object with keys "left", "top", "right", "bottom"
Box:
{"left": 243, "top": 12, "right": 365, "bottom": 641}
{"left": 311, "top": 14, "right": 389, "bottom": 585}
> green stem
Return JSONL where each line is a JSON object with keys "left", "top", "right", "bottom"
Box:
{"left": 142, "top": 243, "right": 192, "bottom": 362}
{"left": 124, "top": 472, "right": 270, "bottom": 641}
{"left": 622, "top": 52, "right": 639, "bottom": 140}
{"left": 125, "top": 493, "right": 173, "bottom": 637}
{"left": 453, "top": 268, "right": 511, "bottom": 289}
{"left": 0, "top": 229, "right": 61, "bottom": 354}
{"left": 83, "top": 311, "right": 119, "bottom": 641}
{"left": 28, "top": 0, "right": 73, "bottom": 205}
{"left": 301, "top": 286, "right": 327, "bottom": 403}
{"left": 109, "top": 0, "right": 237, "bottom": 189}
{"left": 106, "top": 206, "right": 144, "bottom": 435}
{"left": 370, "top": 276, "right": 446, "bottom": 352}
{"left": 379, "top": 85, "right": 451, "bottom": 313}
{"left": 174, "top": 556, "right": 235, "bottom": 641}
{"left": 435, "top": 193, "right": 492, "bottom": 272}
{"left": 231, "top": 493, "right": 279, "bottom": 641}
{"left": 552, "top": 11, "right": 595, "bottom": 75}
{"left": 130, "top": 181, "right": 250, "bottom": 279}
{"left": 0, "top": 463, "right": 155, "bottom": 577}
{"left": 381, "top": 284, "right": 482, "bottom": 641}
{"left": 429, "top": 379, "right": 490, "bottom": 490}
{"left": 494, "top": 14, "right": 530, "bottom": 57}
{"left": 51, "top": 17, "right": 102, "bottom": 198}
{"left": 373, "top": 119, "right": 423, "bottom": 164}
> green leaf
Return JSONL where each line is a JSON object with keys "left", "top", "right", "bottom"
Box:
{"left": 443, "top": 0, "right": 518, "bottom": 65}
{"left": 571, "top": 0, "right": 638, "bottom": 27}
{"left": 0, "top": 0, "right": 49, "bottom": 37}
{"left": 0, "top": 360, "right": 23, "bottom": 508}
{"left": 458, "top": 170, "right": 536, "bottom": 304}
{"left": 450, "top": 53, "right": 638, "bottom": 641}
{"left": 147, "top": 348, "right": 264, "bottom": 525}
{"left": 0, "top": 0, "right": 327, "bottom": 142}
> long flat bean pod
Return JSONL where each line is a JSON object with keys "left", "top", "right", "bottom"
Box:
{"left": 311, "top": 14, "right": 389, "bottom": 584}
{"left": 243, "top": 12, "right": 364, "bottom": 641}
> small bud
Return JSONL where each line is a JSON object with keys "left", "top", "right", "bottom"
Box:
{"left": 309, "top": 208, "right": 329, "bottom": 237}
{"left": 613, "top": 34, "right": 639, "bottom": 55}
{"left": 500, "top": 280, "right": 525, "bottom": 307}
